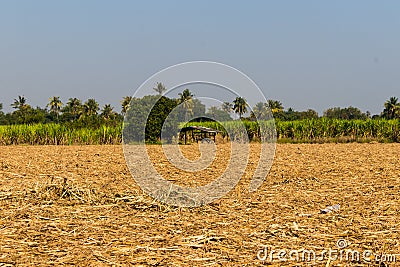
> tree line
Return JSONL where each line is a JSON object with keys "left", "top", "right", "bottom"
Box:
{"left": 0, "top": 96, "right": 122, "bottom": 127}
{"left": 244, "top": 98, "right": 400, "bottom": 121}
{"left": 0, "top": 82, "right": 399, "bottom": 128}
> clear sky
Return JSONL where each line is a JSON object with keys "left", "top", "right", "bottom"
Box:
{"left": 1, "top": 1, "right": 399, "bottom": 115}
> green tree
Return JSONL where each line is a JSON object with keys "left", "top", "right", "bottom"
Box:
{"left": 121, "top": 96, "right": 133, "bottom": 116}
{"left": 382, "top": 97, "right": 400, "bottom": 119}
{"left": 206, "top": 106, "right": 232, "bottom": 121}
{"left": 9, "top": 106, "right": 46, "bottom": 124}
{"left": 251, "top": 102, "right": 269, "bottom": 120}
{"left": 27, "top": 107, "right": 47, "bottom": 124}
{"left": 153, "top": 82, "right": 167, "bottom": 95}
{"left": 64, "top": 98, "right": 82, "bottom": 120}
{"left": 178, "top": 89, "right": 194, "bottom": 121}
{"left": 233, "top": 97, "right": 248, "bottom": 119}
{"left": 123, "top": 95, "right": 178, "bottom": 143}
{"left": 47, "top": 96, "right": 63, "bottom": 121}
{"left": 83, "top": 99, "right": 99, "bottom": 116}
{"left": 101, "top": 104, "right": 115, "bottom": 120}
{"left": 222, "top": 102, "right": 233, "bottom": 113}
{"left": 324, "top": 106, "right": 367, "bottom": 120}
{"left": 10, "top": 96, "right": 33, "bottom": 124}
{"left": 11, "top": 96, "right": 29, "bottom": 111}
{"left": 298, "top": 109, "right": 319, "bottom": 120}
{"left": 267, "top": 100, "right": 284, "bottom": 114}
{"left": 206, "top": 106, "right": 219, "bottom": 118}
{"left": 0, "top": 103, "right": 4, "bottom": 124}
{"left": 192, "top": 99, "right": 206, "bottom": 118}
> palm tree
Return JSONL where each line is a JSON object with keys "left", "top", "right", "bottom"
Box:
{"left": 101, "top": 104, "right": 114, "bottom": 120}
{"left": 178, "top": 89, "right": 194, "bottom": 121}
{"left": 121, "top": 96, "right": 132, "bottom": 115}
{"left": 47, "top": 96, "right": 63, "bottom": 120}
{"left": 383, "top": 97, "right": 400, "bottom": 119}
{"left": 10, "top": 96, "right": 31, "bottom": 123}
{"left": 252, "top": 102, "right": 268, "bottom": 120}
{"left": 83, "top": 99, "right": 99, "bottom": 116}
{"left": 267, "top": 100, "right": 284, "bottom": 114}
{"left": 178, "top": 88, "right": 194, "bottom": 102}
{"left": 222, "top": 102, "right": 233, "bottom": 113}
{"left": 233, "top": 97, "right": 248, "bottom": 119}
{"left": 153, "top": 82, "right": 167, "bottom": 95}
{"left": 11, "top": 95, "right": 29, "bottom": 111}
{"left": 65, "top": 98, "right": 82, "bottom": 119}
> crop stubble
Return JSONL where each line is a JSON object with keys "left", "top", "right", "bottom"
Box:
{"left": 0, "top": 143, "right": 399, "bottom": 266}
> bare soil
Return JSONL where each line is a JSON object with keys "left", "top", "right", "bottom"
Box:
{"left": 0, "top": 143, "right": 399, "bottom": 266}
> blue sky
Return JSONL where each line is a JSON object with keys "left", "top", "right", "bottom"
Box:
{"left": 0, "top": 1, "right": 399, "bottom": 114}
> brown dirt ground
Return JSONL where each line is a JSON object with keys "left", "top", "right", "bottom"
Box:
{"left": 0, "top": 143, "right": 399, "bottom": 266}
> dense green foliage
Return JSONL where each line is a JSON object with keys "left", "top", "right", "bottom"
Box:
{"left": 0, "top": 91, "right": 398, "bottom": 144}
{"left": 123, "top": 95, "right": 179, "bottom": 143}
{"left": 382, "top": 97, "right": 400, "bottom": 119}
{"left": 323, "top": 106, "right": 369, "bottom": 120}
{"left": 0, "top": 97, "right": 123, "bottom": 127}
{"left": 205, "top": 106, "right": 233, "bottom": 121}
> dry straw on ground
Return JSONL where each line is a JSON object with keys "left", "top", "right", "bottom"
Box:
{"left": 0, "top": 143, "right": 399, "bottom": 266}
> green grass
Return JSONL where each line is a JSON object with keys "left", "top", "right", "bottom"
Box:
{"left": 0, "top": 124, "right": 122, "bottom": 145}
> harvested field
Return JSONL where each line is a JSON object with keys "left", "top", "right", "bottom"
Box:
{"left": 0, "top": 143, "right": 399, "bottom": 266}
